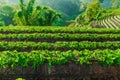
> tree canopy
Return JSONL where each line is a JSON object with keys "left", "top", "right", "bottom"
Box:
{"left": 14, "top": 0, "right": 61, "bottom": 26}
{"left": 0, "top": 4, "right": 15, "bottom": 26}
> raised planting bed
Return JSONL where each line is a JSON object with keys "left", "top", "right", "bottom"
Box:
{"left": 0, "top": 41, "right": 120, "bottom": 51}
{"left": 0, "top": 33, "right": 120, "bottom": 42}
{"left": 0, "top": 26, "right": 120, "bottom": 80}
{"left": 0, "top": 63, "right": 120, "bottom": 80}
{"left": 0, "top": 50, "right": 120, "bottom": 80}
{"left": 0, "top": 26, "right": 120, "bottom": 34}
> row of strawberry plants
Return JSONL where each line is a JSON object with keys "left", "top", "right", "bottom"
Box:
{"left": 0, "top": 33, "right": 119, "bottom": 42}
{"left": 0, "top": 41, "right": 120, "bottom": 51}
{"left": 0, "top": 49, "right": 120, "bottom": 69}
{"left": 0, "top": 26, "right": 120, "bottom": 34}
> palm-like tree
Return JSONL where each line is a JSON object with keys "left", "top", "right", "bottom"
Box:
{"left": 14, "top": 0, "right": 61, "bottom": 26}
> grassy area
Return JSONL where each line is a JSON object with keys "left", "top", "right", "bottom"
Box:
{"left": 107, "top": 8, "right": 120, "bottom": 15}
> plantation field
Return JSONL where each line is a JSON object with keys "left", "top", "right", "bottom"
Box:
{"left": 92, "top": 15, "right": 120, "bottom": 29}
{"left": 0, "top": 26, "right": 120, "bottom": 68}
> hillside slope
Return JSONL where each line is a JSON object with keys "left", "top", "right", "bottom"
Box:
{"left": 92, "top": 15, "right": 120, "bottom": 29}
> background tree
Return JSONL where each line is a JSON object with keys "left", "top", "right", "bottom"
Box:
{"left": 74, "top": 0, "right": 103, "bottom": 27}
{"left": 14, "top": 0, "right": 61, "bottom": 26}
{"left": 0, "top": 4, "right": 15, "bottom": 26}
{"left": 36, "top": 0, "right": 81, "bottom": 26}
{"left": 85, "top": 0, "right": 102, "bottom": 22}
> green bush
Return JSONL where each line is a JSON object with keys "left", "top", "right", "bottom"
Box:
{"left": 0, "top": 21, "right": 5, "bottom": 26}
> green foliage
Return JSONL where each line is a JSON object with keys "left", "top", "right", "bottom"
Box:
{"left": 38, "top": 0, "right": 82, "bottom": 26}
{"left": 0, "top": 26, "right": 120, "bottom": 69}
{"left": 0, "top": 21, "right": 5, "bottom": 26}
{"left": 75, "top": 14, "right": 87, "bottom": 27}
{"left": 0, "top": 4, "right": 15, "bottom": 26}
{"left": 1, "top": 26, "right": 120, "bottom": 34}
{"left": 91, "top": 0, "right": 104, "bottom": 3}
{"left": 14, "top": 0, "right": 61, "bottom": 26}
{"left": 85, "top": 1, "right": 101, "bottom": 22}
{"left": 96, "top": 8, "right": 120, "bottom": 20}
{"left": 0, "top": 41, "right": 119, "bottom": 51}
{"left": 1, "top": 49, "right": 120, "bottom": 68}
{"left": 75, "top": 0, "right": 120, "bottom": 27}
{"left": 0, "top": 33, "right": 119, "bottom": 42}
{"left": 75, "top": 0, "right": 102, "bottom": 27}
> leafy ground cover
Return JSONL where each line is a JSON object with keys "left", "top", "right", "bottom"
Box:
{"left": 0, "top": 26, "right": 120, "bottom": 34}
{"left": 0, "top": 26, "right": 120, "bottom": 69}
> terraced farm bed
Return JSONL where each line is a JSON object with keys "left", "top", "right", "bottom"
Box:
{"left": 92, "top": 15, "right": 120, "bottom": 29}
{"left": 1, "top": 26, "right": 120, "bottom": 34}
{"left": 0, "top": 33, "right": 120, "bottom": 42}
{"left": 0, "top": 26, "right": 120, "bottom": 80}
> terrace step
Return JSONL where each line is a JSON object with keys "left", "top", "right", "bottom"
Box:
{"left": 92, "top": 15, "right": 120, "bottom": 29}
